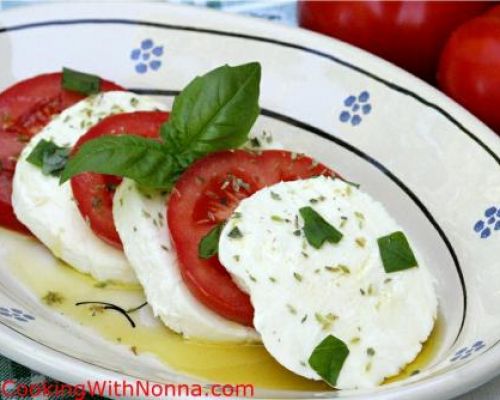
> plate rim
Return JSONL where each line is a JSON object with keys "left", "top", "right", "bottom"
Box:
{"left": 0, "top": 3, "right": 498, "bottom": 400}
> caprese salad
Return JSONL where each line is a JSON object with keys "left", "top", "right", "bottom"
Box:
{"left": 0, "top": 63, "right": 438, "bottom": 389}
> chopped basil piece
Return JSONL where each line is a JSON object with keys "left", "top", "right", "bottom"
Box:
{"left": 27, "top": 139, "right": 70, "bottom": 177}
{"left": 377, "top": 231, "right": 418, "bottom": 273}
{"left": 299, "top": 206, "right": 343, "bottom": 249}
{"left": 228, "top": 226, "right": 243, "bottom": 239}
{"left": 309, "top": 335, "right": 349, "bottom": 387}
{"left": 198, "top": 223, "right": 224, "bottom": 259}
{"left": 62, "top": 67, "right": 101, "bottom": 95}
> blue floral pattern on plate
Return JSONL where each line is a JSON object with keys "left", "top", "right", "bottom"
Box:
{"left": 339, "top": 91, "right": 372, "bottom": 126}
{"left": 0, "top": 307, "right": 35, "bottom": 323}
{"left": 450, "top": 341, "right": 486, "bottom": 362}
{"left": 131, "top": 39, "right": 164, "bottom": 74}
{"left": 474, "top": 206, "right": 499, "bottom": 239}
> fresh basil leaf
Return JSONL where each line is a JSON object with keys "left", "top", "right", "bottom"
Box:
{"left": 161, "top": 62, "right": 261, "bottom": 163}
{"left": 27, "top": 139, "right": 70, "bottom": 177}
{"left": 299, "top": 206, "right": 343, "bottom": 249}
{"left": 62, "top": 68, "right": 101, "bottom": 95}
{"left": 60, "top": 135, "right": 181, "bottom": 189}
{"left": 377, "top": 231, "right": 418, "bottom": 273}
{"left": 309, "top": 335, "right": 349, "bottom": 387}
{"left": 198, "top": 223, "right": 224, "bottom": 259}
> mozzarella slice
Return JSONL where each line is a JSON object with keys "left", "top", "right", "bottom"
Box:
{"left": 219, "top": 176, "right": 437, "bottom": 389}
{"left": 112, "top": 179, "right": 259, "bottom": 342}
{"left": 12, "top": 92, "right": 166, "bottom": 283}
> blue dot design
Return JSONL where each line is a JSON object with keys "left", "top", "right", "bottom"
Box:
{"left": 0, "top": 307, "right": 35, "bottom": 323}
{"left": 474, "top": 206, "right": 499, "bottom": 239}
{"left": 339, "top": 91, "right": 372, "bottom": 126}
{"left": 450, "top": 340, "right": 487, "bottom": 362}
{"left": 130, "top": 39, "right": 164, "bottom": 74}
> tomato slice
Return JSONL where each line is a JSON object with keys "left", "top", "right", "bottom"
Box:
{"left": 71, "top": 111, "right": 169, "bottom": 249}
{"left": 0, "top": 72, "right": 123, "bottom": 234}
{"left": 167, "top": 150, "right": 334, "bottom": 326}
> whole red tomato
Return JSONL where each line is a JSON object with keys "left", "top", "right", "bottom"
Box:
{"left": 298, "top": 1, "right": 492, "bottom": 83}
{"left": 438, "top": 6, "right": 500, "bottom": 134}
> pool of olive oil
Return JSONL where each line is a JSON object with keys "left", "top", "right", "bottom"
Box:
{"left": 1, "top": 229, "right": 440, "bottom": 390}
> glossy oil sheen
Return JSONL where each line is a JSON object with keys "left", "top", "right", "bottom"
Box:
{"left": 2, "top": 229, "right": 439, "bottom": 390}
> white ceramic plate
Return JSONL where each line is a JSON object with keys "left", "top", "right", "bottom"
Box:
{"left": 0, "top": 3, "right": 499, "bottom": 399}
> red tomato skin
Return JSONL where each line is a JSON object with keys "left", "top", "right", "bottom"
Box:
{"left": 298, "top": 1, "right": 492, "bottom": 82}
{"left": 71, "top": 111, "right": 169, "bottom": 249}
{"left": 438, "top": 7, "right": 500, "bottom": 134}
{"left": 0, "top": 73, "right": 123, "bottom": 234}
{"left": 0, "top": 73, "right": 122, "bottom": 134}
{"left": 168, "top": 150, "right": 334, "bottom": 326}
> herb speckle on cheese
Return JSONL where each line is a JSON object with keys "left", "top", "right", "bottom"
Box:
{"left": 355, "top": 237, "right": 367, "bottom": 248}
{"left": 293, "top": 272, "right": 303, "bottom": 282}
{"left": 270, "top": 191, "right": 281, "bottom": 201}
{"left": 228, "top": 226, "right": 243, "bottom": 239}
{"left": 365, "top": 362, "right": 372, "bottom": 372}
{"left": 286, "top": 304, "right": 297, "bottom": 315}
{"left": 250, "top": 137, "right": 261, "bottom": 148}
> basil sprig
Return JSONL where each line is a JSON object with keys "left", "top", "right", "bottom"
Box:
{"left": 377, "top": 231, "right": 418, "bottom": 273}
{"left": 198, "top": 223, "right": 224, "bottom": 259}
{"left": 27, "top": 139, "right": 70, "bottom": 177}
{"left": 309, "top": 335, "right": 349, "bottom": 387}
{"left": 299, "top": 206, "right": 343, "bottom": 249}
{"left": 60, "top": 62, "right": 261, "bottom": 189}
{"left": 62, "top": 68, "right": 101, "bottom": 95}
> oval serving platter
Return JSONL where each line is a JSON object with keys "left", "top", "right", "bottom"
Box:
{"left": 0, "top": 3, "right": 499, "bottom": 400}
